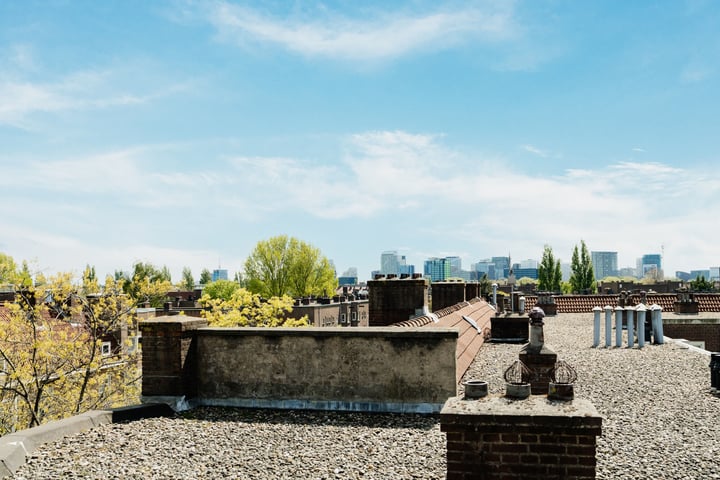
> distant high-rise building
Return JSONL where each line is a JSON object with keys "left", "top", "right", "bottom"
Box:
{"left": 474, "top": 259, "right": 496, "bottom": 280}
{"left": 519, "top": 259, "right": 538, "bottom": 269}
{"left": 690, "top": 269, "right": 711, "bottom": 281}
{"left": 641, "top": 253, "right": 662, "bottom": 278}
{"left": 424, "top": 257, "right": 450, "bottom": 282}
{"left": 492, "top": 256, "right": 510, "bottom": 279}
{"left": 380, "top": 251, "right": 399, "bottom": 275}
{"left": 561, "top": 262, "right": 572, "bottom": 282}
{"left": 380, "top": 251, "right": 414, "bottom": 277}
{"left": 591, "top": 251, "right": 618, "bottom": 280}
{"left": 339, "top": 267, "right": 359, "bottom": 285}
{"left": 212, "top": 269, "right": 228, "bottom": 282}
{"left": 711, "top": 267, "right": 720, "bottom": 281}
{"left": 618, "top": 267, "right": 637, "bottom": 278}
{"left": 446, "top": 256, "right": 462, "bottom": 277}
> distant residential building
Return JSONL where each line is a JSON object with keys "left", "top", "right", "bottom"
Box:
{"left": 424, "top": 257, "right": 450, "bottom": 282}
{"left": 212, "top": 269, "right": 228, "bottom": 282}
{"left": 591, "top": 251, "right": 618, "bottom": 280}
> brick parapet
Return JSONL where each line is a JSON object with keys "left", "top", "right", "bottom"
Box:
{"left": 140, "top": 316, "right": 208, "bottom": 397}
{"left": 441, "top": 396, "right": 602, "bottom": 480}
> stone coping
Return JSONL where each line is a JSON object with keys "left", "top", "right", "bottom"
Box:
{"left": 441, "top": 394, "right": 600, "bottom": 418}
{"left": 195, "top": 326, "right": 459, "bottom": 338}
{"left": 0, "top": 404, "right": 174, "bottom": 477}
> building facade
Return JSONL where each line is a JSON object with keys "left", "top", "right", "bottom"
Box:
{"left": 591, "top": 251, "right": 618, "bottom": 280}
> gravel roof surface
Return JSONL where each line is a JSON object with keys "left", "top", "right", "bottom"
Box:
{"left": 10, "top": 313, "right": 720, "bottom": 480}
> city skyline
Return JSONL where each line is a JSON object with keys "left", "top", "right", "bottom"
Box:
{"left": 2, "top": 1, "right": 720, "bottom": 283}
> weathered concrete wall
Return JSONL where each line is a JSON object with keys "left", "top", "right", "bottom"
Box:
{"left": 193, "top": 327, "right": 457, "bottom": 413}
{"left": 140, "top": 317, "right": 458, "bottom": 413}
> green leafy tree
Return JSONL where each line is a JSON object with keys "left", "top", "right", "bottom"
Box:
{"left": 245, "top": 235, "right": 337, "bottom": 298}
{"left": 16, "top": 261, "right": 33, "bottom": 288}
{"left": 690, "top": 275, "right": 714, "bottom": 292}
{"left": 538, "top": 245, "right": 562, "bottom": 292}
{"left": 0, "top": 273, "right": 140, "bottom": 434}
{"left": 199, "top": 268, "right": 212, "bottom": 285}
{"left": 82, "top": 264, "right": 100, "bottom": 295}
{"left": 180, "top": 267, "right": 195, "bottom": 290}
{"left": 478, "top": 273, "right": 491, "bottom": 298}
{"left": 122, "top": 262, "right": 172, "bottom": 307}
{"left": 569, "top": 240, "right": 595, "bottom": 294}
{"left": 202, "top": 279, "right": 241, "bottom": 301}
{"left": 0, "top": 253, "right": 18, "bottom": 285}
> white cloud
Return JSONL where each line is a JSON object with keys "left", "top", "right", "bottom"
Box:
{"left": 0, "top": 58, "right": 191, "bottom": 129}
{"left": 1, "top": 133, "right": 718, "bottom": 282}
{"left": 522, "top": 144, "right": 549, "bottom": 157}
{"left": 192, "top": 1, "right": 516, "bottom": 62}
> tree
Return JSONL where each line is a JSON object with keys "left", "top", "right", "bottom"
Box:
{"left": 478, "top": 273, "right": 491, "bottom": 299}
{"left": 199, "top": 288, "right": 308, "bottom": 327}
{"left": 538, "top": 245, "right": 562, "bottom": 292}
{"left": 0, "top": 253, "right": 18, "bottom": 285}
{"left": 569, "top": 240, "right": 595, "bottom": 294}
{"left": 82, "top": 264, "right": 99, "bottom": 295}
{"left": 690, "top": 275, "right": 714, "bottom": 292}
{"left": 245, "top": 235, "right": 337, "bottom": 298}
{"left": 0, "top": 273, "right": 140, "bottom": 434}
{"left": 202, "top": 279, "right": 240, "bottom": 301}
{"left": 122, "top": 262, "right": 172, "bottom": 308}
{"left": 180, "top": 267, "right": 195, "bottom": 291}
{"left": 199, "top": 268, "right": 212, "bottom": 285}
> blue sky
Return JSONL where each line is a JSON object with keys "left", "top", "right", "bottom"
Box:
{"left": 1, "top": 0, "right": 719, "bottom": 282}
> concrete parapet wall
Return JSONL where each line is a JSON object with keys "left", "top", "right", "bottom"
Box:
{"left": 194, "top": 327, "right": 457, "bottom": 413}
{"left": 140, "top": 317, "right": 459, "bottom": 414}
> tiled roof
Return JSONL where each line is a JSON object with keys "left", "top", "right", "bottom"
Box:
{"left": 393, "top": 297, "right": 495, "bottom": 383}
{"left": 694, "top": 293, "right": 720, "bottom": 311}
{"left": 523, "top": 293, "right": 720, "bottom": 313}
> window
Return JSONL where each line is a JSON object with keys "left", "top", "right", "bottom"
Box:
{"left": 351, "top": 312, "right": 357, "bottom": 321}
{"left": 101, "top": 342, "right": 112, "bottom": 357}
{"left": 340, "top": 313, "right": 347, "bottom": 324}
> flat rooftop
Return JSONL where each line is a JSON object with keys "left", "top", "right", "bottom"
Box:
{"left": 10, "top": 313, "right": 720, "bottom": 480}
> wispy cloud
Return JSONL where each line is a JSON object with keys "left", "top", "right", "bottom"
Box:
{"left": 2, "top": 133, "right": 717, "bottom": 281}
{"left": 0, "top": 57, "right": 191, "bottom": 129}
{"left": 186, "top": 1, "right": 517, "bottom": 62}
{"left": 522, "top": 144, "right": 549, "bottom": 157}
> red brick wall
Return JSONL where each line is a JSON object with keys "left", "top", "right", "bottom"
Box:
{"left": 663, "top": 323, "right": 720, "bottom": 352}
{"left": 368, "top": 278, "right": 428, "bottom": 326}
{"left": 441, "top": 397, "right": 602, "bottom": 480}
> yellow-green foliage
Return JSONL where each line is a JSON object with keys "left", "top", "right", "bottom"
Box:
{"left": 0, "top": 274, "right": 140, "bottom": 434}
{"left": 200, "top": 287, "right": 308, "bottom": 327}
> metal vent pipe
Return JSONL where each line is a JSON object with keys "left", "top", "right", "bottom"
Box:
{"left": 625, "top": 307, "right": 635, "bottom": 348}
{"left": 615, "top": 306, "right": 623, "bottom": 347}
{"left": 604, "top": 305, "right": 613, "bottom": 347}
{"left": 592, "top": 306, "right": 601, "bottom": 347}
{"left": 636, "top": 304, "right": 646, "bottom": 348}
